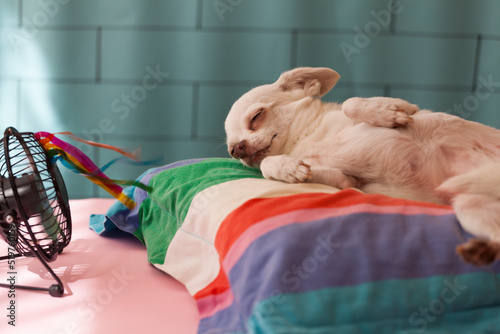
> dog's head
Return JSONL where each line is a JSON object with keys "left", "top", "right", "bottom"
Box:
{"left": 225, "top": 67, "right": 340, "bottom": 167}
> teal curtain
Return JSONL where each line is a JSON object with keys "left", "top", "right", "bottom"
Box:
{"left": 1, "top": 0, "right": 499, "bottom": 198}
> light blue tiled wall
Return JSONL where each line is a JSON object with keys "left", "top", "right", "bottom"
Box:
{"left": 1, "top": 0, "right": 499, "bottom": 198}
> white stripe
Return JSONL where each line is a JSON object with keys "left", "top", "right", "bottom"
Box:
{"left": 155, "top": 178, "right": 340, "bottom": 295}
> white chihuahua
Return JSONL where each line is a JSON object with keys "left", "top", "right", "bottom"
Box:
{"left": 225, "top": 67, "right": 500, "bottom": 265}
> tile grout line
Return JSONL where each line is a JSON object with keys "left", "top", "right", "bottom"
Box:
{"left": 18, "top": 0, "right": 23, "bottom": 28}
{"left": 16, "top": 79, "right": 22, "bottom": 127}
{"left": 389, "top": 0, "right": 397, "bottom": 34}
{"left": 1, "top": 76, "right": 487, "bottom": 93}
{"left": 191, "top": 82, "right": 200, "bottom": 140}
{"left": 196, "top": 0, "right": 203, "bottom": 30}
{"left": 471, "top": 34, "right": 482, "bottom": 92}
{"left": 95, "top": 26, "right": 103, "bottom": 83}
{"left": 101, "top": 133, "right": 223, "bottom": 142}
{"left": 290, "top": 29, "right": 298, "bottom": 68}
{"left": 383, "top": 84, "right": 391, "bottom": 97}
{"left": 26, "top": 24, "right": 500, "bottom": 41}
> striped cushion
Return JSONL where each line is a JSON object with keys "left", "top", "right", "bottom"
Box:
{"left": 90, "top": 158, "right": 500, "bottom": 333}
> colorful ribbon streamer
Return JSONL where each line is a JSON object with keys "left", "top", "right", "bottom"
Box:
{"left": 35, "top": 131, "right": 154, "bottom": 209}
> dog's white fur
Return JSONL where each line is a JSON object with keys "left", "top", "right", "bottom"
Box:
{"left": 225, "top": 67, "right": 500, "bottom": 265}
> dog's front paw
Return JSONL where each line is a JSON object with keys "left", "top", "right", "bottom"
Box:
{"left": 456, "top": 239, "right": 500, "bottom": 265}
{"left": 261, "top": 155, "right": 312, "bottom": 183}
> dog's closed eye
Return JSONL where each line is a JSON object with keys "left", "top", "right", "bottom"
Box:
{"left": 249, "top": 108, "right": 267, "bottom": 131}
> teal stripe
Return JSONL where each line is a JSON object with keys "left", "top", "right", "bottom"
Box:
{"left": 137, "top": 158, "right": 263, "bottom": 265}
{"left": 247, "top": 273, "right": 500, "bottom": 334}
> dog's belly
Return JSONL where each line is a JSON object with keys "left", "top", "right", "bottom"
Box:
{"left": 306, "top": 112, "right": 500, "bottom": 198}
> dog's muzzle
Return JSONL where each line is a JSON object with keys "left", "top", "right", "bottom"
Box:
{"left": 230, "top": 140, "right": 249, "bottom": 159}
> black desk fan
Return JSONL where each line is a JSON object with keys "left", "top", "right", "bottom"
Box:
{"left": 0, "top": 127, "right": 71, "bottom": 297}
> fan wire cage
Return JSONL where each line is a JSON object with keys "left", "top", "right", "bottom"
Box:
{"left": 0, "top": 127, "right": 72, "bottom": 297}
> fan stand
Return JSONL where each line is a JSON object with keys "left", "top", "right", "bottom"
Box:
{"left": 0, "top": 215, "right": 64, "bottom": 297}
{"left": 0, "top": 255, "right": 64, "bottom": 297}
{"left": 0, "top": 249, "right": 65, "bottom": 297}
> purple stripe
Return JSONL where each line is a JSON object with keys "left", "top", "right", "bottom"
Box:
{"left": 199, "top": 211, "right": 500, "bottom": 331}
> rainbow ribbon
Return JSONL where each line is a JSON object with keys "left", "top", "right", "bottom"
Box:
{"left": 35, "top": 131, "right": 154, "bottom": 209}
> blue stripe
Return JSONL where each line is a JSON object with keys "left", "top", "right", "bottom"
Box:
{"left": 247, "top": 273, "right": 500, "bottom": 334}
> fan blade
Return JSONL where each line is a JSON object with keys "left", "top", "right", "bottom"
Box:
{"left": 1, "top": 173, "right": 60, "bottom": 241}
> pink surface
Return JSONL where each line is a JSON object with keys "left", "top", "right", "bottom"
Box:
{"left": 1, "top": 199, "right": 198, "bottom": 334}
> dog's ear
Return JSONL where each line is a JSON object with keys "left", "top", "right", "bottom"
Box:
{"left": 276, "top": 67, "right": 340, "bottom": 97}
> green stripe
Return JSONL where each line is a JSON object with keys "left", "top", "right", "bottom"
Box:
{"left": 134, "top": 158, "right": 263, "bottom": 265}
{"left": 248, "top": 273, "right": 500, "bottom": 334}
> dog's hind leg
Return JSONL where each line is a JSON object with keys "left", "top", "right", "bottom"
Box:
{"left": 451, "top": 193, "right": 500, "bottom": 265}
{"left": 437, "top": 164, "right": 500, "bottom": 265}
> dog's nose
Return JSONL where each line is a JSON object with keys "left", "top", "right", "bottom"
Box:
{"left": 230, "top": 140, "right": 248, "bottom": 159}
